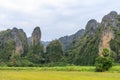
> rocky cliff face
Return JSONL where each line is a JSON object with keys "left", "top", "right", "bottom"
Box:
{"left": 99, "top": 29, "right": 114, "bottom": 56}
{"left": 59, "top": 29, "right": 85, "bottom": 50}
{"left": 11, "top": 28, "right": 28, "bottom": 54}
{"left": 0, "top": 27, "right": 28, "bottom": 55}
{"left": 102, "top": 11, "right": 118, "bottom": 27}
{"left": 66, "top": 11, "right": 119, "bottom": 65}
{"left": 85, "top": 19, "right": 99, "bottom": 35}
{"left": 31, "top": 27, "right": 41, "bottom": 45}
{"left": 99, "top": 11, "right": 118, "bottom": 55}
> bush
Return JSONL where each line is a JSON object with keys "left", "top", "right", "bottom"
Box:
{"left": 102, "top": 48, "right": 110, "bottom": 57}
{"left": 95, "top": 48, "right": 114, "bottom": 72}
{"left": 95, "top": 56, "right": 114, "bottom": 72}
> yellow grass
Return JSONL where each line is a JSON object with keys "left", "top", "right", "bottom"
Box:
{"left": 0, "top": 70, "right": 120, "bottom": 80}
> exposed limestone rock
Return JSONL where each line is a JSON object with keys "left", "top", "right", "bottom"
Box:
{"left": 99, "top": 29, "right": 114, "bottom": 56}
{"left": 99, "top": 11, "right": 117, "bottom": 55}
{"left": 85, "top": 19, "right": 98, "bottom": 35}
{"left": 11, "top": 27, "right": 28, "bottom": 54}
{"left": 102, "top": 11, "right": 118, "bottom": 27}
{"left": 0, "top": 27, "right": 28, "bottom": 54}
{"left": 31, "top": 26, "right": 41, "bottom": 45}
{"left": 11, "top": 28, "right": 23, "bottom": 54}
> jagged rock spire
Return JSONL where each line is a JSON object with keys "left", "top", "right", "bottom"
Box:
{"left": 102, "top": 11, "right": 118, "bottom": 27}
{"left": 32, "top": 26, "right": 41, "bottom": 45}
{"left": 85, "top": 19, "right": 98, "bottom": 35}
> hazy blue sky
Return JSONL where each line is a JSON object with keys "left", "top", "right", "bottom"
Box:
{"left": 0, "top": 0, "right": 120, "bottom": 41}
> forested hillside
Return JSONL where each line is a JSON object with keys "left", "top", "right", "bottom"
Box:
{"left": 66, "top": 11, "right": 120, "bottom": 65}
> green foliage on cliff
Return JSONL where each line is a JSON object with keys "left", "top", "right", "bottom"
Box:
{"left": 19, "top": 31, "right": 28, "bottom": 56}
{"left": 110, "top": 15, "right": 120, "bottom": 63}
{"left": 0, "top": 30, "right": 15, "bottom": 62}
{"left": 66, "top": 27, "right": 102, "bottom": 65}
{"left": 27, "top": 42, "right": 44, "bottom": 64}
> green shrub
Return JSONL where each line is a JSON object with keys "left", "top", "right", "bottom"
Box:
{"left": 102, "top": 48, "right": 110, "bottom": 57}
{"left": 95, "top": 56, "right": 114, "bottom": 72}
{"left": 95, "top": 48, "right": 114, "bottom": 72}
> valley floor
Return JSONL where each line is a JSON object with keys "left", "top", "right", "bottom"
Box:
{"left": 0, "top": 66, "right": 120, "bottom": 80}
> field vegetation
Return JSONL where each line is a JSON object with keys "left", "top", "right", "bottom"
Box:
{"left": 0, "top": 66, "right": 120, "bottom": 80}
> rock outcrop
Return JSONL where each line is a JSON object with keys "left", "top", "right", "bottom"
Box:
{"left": 11, "top": 28, "right": 28, "bottom": 54}
{"left": 0, "top": 27, "right": 28, "bottom": 54}
{"left": 99, "top": 11, "right": 117, "bottom": 55}
{"left": 102, "top": 11, "right": 118, "bottom": 27}
{"left": 99, "top": 29, "right": 114, "bottom": 56}
{"left": 31, "top": 27, "right": 41, "bottom": 45}
{"left": 85, "top": 19, "right": 99, "bottom": 35}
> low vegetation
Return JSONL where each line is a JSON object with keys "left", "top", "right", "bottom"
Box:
{"left": 0, "top": 66, "right": 120, "bottom": 80}
{"left": 0, "top": 66, "right": 119, "bottom": 72}
{"left": 95, "top": 48, "right": 114, "bottom": 72}
{"left": 1, "top": 71, "right": 120, "bottom": 80}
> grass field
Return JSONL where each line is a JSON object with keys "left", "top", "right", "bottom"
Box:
{"left": 0, "top": 66, "right": 120, "bottom": 80}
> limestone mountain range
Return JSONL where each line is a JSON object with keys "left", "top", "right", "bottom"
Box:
{"left": 0, "top": 11, "right": 120, "bottom": 65}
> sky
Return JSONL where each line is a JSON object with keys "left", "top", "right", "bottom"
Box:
{"left": 0, "top": 0, "right": 120, "bottom": 41}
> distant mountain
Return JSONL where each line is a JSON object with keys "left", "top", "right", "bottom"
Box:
{"left": 59, "top": 29, "right": 85, "bottom": 50}
{"left": 41, "top": 41, "right": 50, "bottom": 47}
{"left": 41, "top": 29, "right": 85, "bottom": 50}
{"left": 27, "top": 27, "right": 42, "bottom": 45}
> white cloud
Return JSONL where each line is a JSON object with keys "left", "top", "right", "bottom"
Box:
{"left": 0, "top": 0, "right": 120, "bottom": 41}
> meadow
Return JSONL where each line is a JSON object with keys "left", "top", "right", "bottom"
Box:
{"left": 0, "top": 66, "right": 120, "bottom": 80}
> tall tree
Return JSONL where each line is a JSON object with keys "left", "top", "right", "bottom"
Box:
{"left": 46, "top": 40, "right": 63, "bottom": 63}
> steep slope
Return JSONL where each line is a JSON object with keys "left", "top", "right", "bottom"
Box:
{"left": 28, "top": 27, "right": 42, "bottom": 46}
{"left": 99, "top": 29, "right": 114, "bottom": 55}
{"left": 11, "top": 28, "right": 28, "bottom": 55}
{"left": 99, "top": 11, "right": 117, "bottom": 55}
{"left": 31, "top": 27, "right": 41, "bottom": 45}
{"left": 0, "top": 27, "right": 28, "bottom": 63}
{"left": 59, "top": 29, "right": 85, "bottom": 50}
{"left": 0, "top": 28, "right": 28, "bottom": 55}
{"left": 66, "top": 11, "right": 119, "bottom": 65}
{"left": 66, "top": 19, "right": 101, "bottom": 65}
{"left": 27, "top": 27, "right": 44, "bottom": 64}
{"left": 109, "top": 13, "right": 120, "bottom": 62}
